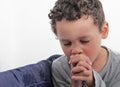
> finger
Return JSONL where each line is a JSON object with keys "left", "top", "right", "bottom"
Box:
{"left": 71, "top": 65, "right": 86, "bottom": 74}
{"left": 69, "top": 54, "right": 84, "bottom": 67}
{"left": 77, "top": 54, "right": 92, "bottom": 66}
{"left": 77, "top": 61, "right": 92, "bottom": 70}
{"left": 72, "top": 70, "right": 92, "bottom": 80}
{"left": 70, "top": 54, "right": 92, "bottom": 68}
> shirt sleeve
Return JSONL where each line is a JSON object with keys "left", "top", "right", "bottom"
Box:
{"left": 82, "top": 70, "right": 106, "bottom": 87}
{"left": 52, "top": 58, "right": 71, "bottom": 87}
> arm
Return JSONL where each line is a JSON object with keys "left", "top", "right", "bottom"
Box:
{"left": 52, "top": 56, "right": 71, "bottom": 87}
{"left": 69, "top": 54, "right": 106, "bottom": 87}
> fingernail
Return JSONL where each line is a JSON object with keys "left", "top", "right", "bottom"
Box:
{"left": 69, "top": 60, "right": 71, "bottom": 64}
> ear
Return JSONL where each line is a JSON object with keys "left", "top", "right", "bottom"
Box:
{"left": 101, "top": 21, "right": 109, "bottom": 39}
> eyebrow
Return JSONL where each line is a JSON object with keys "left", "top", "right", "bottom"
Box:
{"left": 79, "top": 36, "right": 90, "bottom": 39}
{"left": 58, "top": 35, "right": 91, "bottom": 40}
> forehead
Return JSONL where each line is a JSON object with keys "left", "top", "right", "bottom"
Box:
{"left": 56, "top": 16, "right": 99, "bottom": 39}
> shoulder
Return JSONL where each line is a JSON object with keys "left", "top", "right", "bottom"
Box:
{"left": 108, "top": 48, "right": 120, "bottom": 63}
{"left": 52, "top": 55, "right": 69, "bottom": 68}
{"left": 107, "top": 47, "right": 120, "bottom": 75}
{"left": 103, "top": 47, "right": 120, "bottom": 85}
{"left": 102, "top": 46, "right": 120, "bottom": 63}
{"left": 52, "top": 55, "right": 70, "bottom": 74}
{"left": 53, "top": 55, "right": 68, "bottom": 63}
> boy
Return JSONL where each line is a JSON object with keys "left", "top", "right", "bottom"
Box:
{"left": 48, "top": 0, "right": 120, "bottom": 87}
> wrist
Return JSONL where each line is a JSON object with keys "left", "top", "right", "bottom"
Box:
{"left": 71, "top": 80, "right": 82, "bottom": 87}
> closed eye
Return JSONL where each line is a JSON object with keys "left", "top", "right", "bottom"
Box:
{"left": 80, "top": 40, "right": 89, "bottom": 44}
{"left": 61, "top": 40, "right": 72, "bottom": 46}
{"left": 64, "top": 42, "right": 72, "bottom": 46}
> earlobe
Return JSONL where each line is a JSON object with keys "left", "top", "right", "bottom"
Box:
{"left": 102, "top": 21, "right": 109, "bottom": 39}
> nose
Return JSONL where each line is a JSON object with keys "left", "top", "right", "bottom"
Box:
{"left": 71, "top": 44, "right": 83, "bottom": 55}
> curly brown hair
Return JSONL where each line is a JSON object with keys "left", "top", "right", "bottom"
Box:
{"left": 48, "top": 0, "right": 105, "bottom": 35}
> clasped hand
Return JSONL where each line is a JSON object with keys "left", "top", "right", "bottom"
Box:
{"left": 69, "top": 54, "right": 94, "bottom": 87}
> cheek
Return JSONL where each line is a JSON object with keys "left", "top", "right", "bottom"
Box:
{"left": 85, "top": 44, "right": 101, "bottom": 62}
{"left": 85, "top": 36, "right": 102, "bottom": 62}
{"left": 61, "top": 46, "right": 71, "bottom": 59}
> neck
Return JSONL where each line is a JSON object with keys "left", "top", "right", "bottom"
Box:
{"left": 92, "top": 47, "right": 108, "bottom": 72}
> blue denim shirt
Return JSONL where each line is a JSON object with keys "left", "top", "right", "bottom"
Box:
{"left": 0, "top": 54, "right": 61, "bottom": 87}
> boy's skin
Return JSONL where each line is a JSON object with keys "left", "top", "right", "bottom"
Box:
{"left": 56, "top": 16, "right": 109, "bottom": 86}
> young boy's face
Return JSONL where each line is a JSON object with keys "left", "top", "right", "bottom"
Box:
{"left": 56, "top": 16, "right": 108, "bottom": 63}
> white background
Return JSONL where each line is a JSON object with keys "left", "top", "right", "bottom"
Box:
{"left": 0, "top": 0, "right": 120, "bottom": 71}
